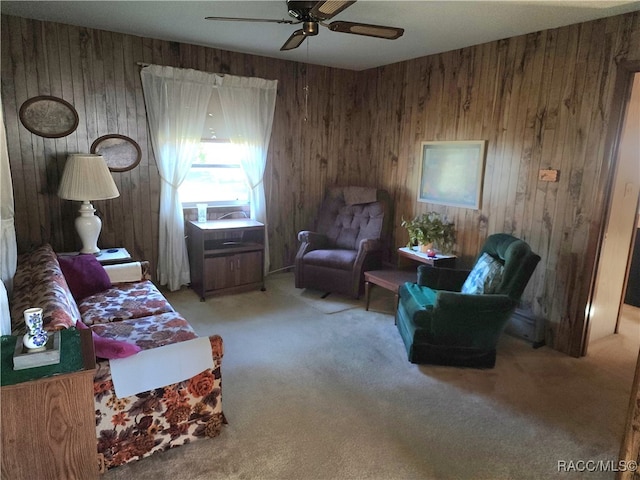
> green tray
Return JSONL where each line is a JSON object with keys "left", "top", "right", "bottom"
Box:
{"left": 1, "top": 328, "right": 86, "bottom": 387}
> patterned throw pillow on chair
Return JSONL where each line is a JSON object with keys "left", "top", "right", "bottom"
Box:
{"left": 461, "top": 252, "right": 504, "bottom": 294}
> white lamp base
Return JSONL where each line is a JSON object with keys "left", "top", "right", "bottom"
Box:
{"left": 75, "top": 201, "right": 102, "bottom": 254}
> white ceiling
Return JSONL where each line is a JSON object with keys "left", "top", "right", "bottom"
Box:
{"left": 2, "top": 1, "right": 640, "bottom": 71}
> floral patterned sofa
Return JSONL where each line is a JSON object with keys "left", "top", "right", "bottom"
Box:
{"left": 10, "top": 244, "right": 225, "bottom": 471}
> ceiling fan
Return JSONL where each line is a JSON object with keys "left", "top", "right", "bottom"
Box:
{"left": 205, "top": 0, "right": 404, "bottom": 51}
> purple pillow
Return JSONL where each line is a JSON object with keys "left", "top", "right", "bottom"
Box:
{"left": 92, "top": 333, "right": 142, "bottom": 360}
{"left": 57, "top": 254, "right": 112, "bottom": 301}
{"left": 75, "top": 320, "right": 142, "bottom": 359}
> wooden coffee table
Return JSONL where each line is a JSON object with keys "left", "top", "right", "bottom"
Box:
{"left": 364, "top": 268, "right": 418, "bottom": 311}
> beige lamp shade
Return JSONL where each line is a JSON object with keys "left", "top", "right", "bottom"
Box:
{"left": 58, "top": 154, "right": 120, "bottom": 201}
{"left": 58, "top": 154, "right": 119, "bottom": 254}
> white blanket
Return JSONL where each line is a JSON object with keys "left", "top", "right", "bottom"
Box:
{"left": 103, "top": 262, "right": 142, "bottom": 283}
{"left": 109, "top": 337, "right": 214, "bottom": 398}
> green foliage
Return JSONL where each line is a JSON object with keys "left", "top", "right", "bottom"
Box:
{"left": 401, "top": 212, "right": 456, "bottom": 253}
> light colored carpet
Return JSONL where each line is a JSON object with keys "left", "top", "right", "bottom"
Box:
{"left": 268, "top": 273, "right": 362, "bottom": 314}
{"left": 102, "top": 273, "right": 639, "bottom": 480}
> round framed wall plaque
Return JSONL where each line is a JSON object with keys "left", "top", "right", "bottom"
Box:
{"left": 90, "top": 134, "right": 142, "bottom": 172}
{"left": 19, "top": 96, "right": 79, "bottom": 138}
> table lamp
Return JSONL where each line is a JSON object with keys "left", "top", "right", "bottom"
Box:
{"left": 58, "top": 154, "right": 120, "bottom": 254}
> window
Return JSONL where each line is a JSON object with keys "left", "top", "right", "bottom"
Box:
{"left": 179, "top": 141, "right": 250, "bottom": 206}
{"left": 179, "top": 90, "right": 249, "bottom": 207}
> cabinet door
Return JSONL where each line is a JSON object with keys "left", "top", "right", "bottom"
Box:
{"left": 204, "top": 256, "right": 234, "bottom": 291}
{"left": 235, "top": 251, "right": 263, "bottom": 286}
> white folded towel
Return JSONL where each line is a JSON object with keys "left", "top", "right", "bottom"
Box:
{"left": 103, "top": 262, "right": 142, "bottom": 284}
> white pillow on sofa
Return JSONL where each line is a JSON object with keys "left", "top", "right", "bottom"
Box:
{"left": 461, "top": 252, "right": 504, "bottom": 294}
{"left": 103, "top": 262, "right": 143, "bottom": 284}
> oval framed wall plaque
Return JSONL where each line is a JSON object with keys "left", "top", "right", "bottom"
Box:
{"left": 19, "top": 96, "right": 79, "bottom": 138}
{"left": 90, "top": 134, "right": 142, "bottom": 172}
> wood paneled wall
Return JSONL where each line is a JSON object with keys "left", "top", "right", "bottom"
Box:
{"left": 359, "top": 13, "right": 640, "bottom": 356}
{"left": 2, "top": 12, "right": 639, "bottom": 356}
{"left": 0, "top": 14, "right": 362, "bottom": 279}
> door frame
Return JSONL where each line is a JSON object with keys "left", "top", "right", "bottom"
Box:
{"left": 578, "top": 61, "right": 640, "bottom": 357}
{"left": 585, "top": 69, "right": 640, "bottom": 347}
{"left": 615, "top": 207, "right": 639, "bottom": 334}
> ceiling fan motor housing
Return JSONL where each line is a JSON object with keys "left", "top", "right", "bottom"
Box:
{"left": 287, "top": 1, "right": 318, "bottom": 21}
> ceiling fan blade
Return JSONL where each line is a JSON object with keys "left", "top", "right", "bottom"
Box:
{"left": 327, "top": 21, "right": 404, "bottom": 40}
{"left": 205, "top": 16, "right": 299, "bottom": 25}
{"left": 309, "top": 1, "right": 356, "bottom": 21}
{"left": 280, "top": 29, "right": 307, "bottom": 51}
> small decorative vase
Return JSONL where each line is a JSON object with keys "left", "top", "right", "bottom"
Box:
{"left": 426, "top": 248, "right": 437, "bottom": 258}
{"left": 22, "top": 307, "right": 48, "bottom": 352}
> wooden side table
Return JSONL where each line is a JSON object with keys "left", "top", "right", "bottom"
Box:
{"left": 57, "top": 247, "right": 132, "bottom": 265}
{"left": 96, "top": 247, "right": 132, "bottom": 265}
{"left": 1, "top": 329, "right": 98, "bottom": 479}
{"left": 397, "top": 246, "right": 456, "bottom": 268}
{"left": 364, "top": 248, "right": 457, "bottom": 314}
{"left": 364, "top": 268, "right": 418, "bottom": 312}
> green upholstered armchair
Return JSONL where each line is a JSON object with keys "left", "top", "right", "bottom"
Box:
{"left": 395, "top": 233, "right": 541, "bottom": 368}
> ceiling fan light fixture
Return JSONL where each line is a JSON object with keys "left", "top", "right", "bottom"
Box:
{"left": 303, "top": 21, "right": 319, "bottom": 36}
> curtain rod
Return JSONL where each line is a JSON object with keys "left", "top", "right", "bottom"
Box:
{"left": 136, "top": 62, "right": 225, "bottom": 77}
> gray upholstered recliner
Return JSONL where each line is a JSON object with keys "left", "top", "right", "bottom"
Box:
{"left": 295, "top": 186, "right": 391, "bottom": 299}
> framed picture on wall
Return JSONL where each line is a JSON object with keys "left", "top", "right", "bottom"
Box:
{"left": 19, "top": 96, "right": 79, "bottom": 138}
{"left": 90, "top": 134, "right": 142, "bottom": 172}
{"left": 417, "top": 140, "right": 487, "bottom": 209}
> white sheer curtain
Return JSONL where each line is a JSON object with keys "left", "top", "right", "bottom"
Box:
{"left": 217, "top": 75, "right": 277, "bottom": 274}
{"left": 140, "top": 65, "right": 217, "bottom": 291}
{"left": 0, "top": 101, "right": 17, "bottom": 334}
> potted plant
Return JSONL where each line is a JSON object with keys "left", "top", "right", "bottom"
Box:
{"left": 401, "top": 211, "right": 456, "bottom": 255}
